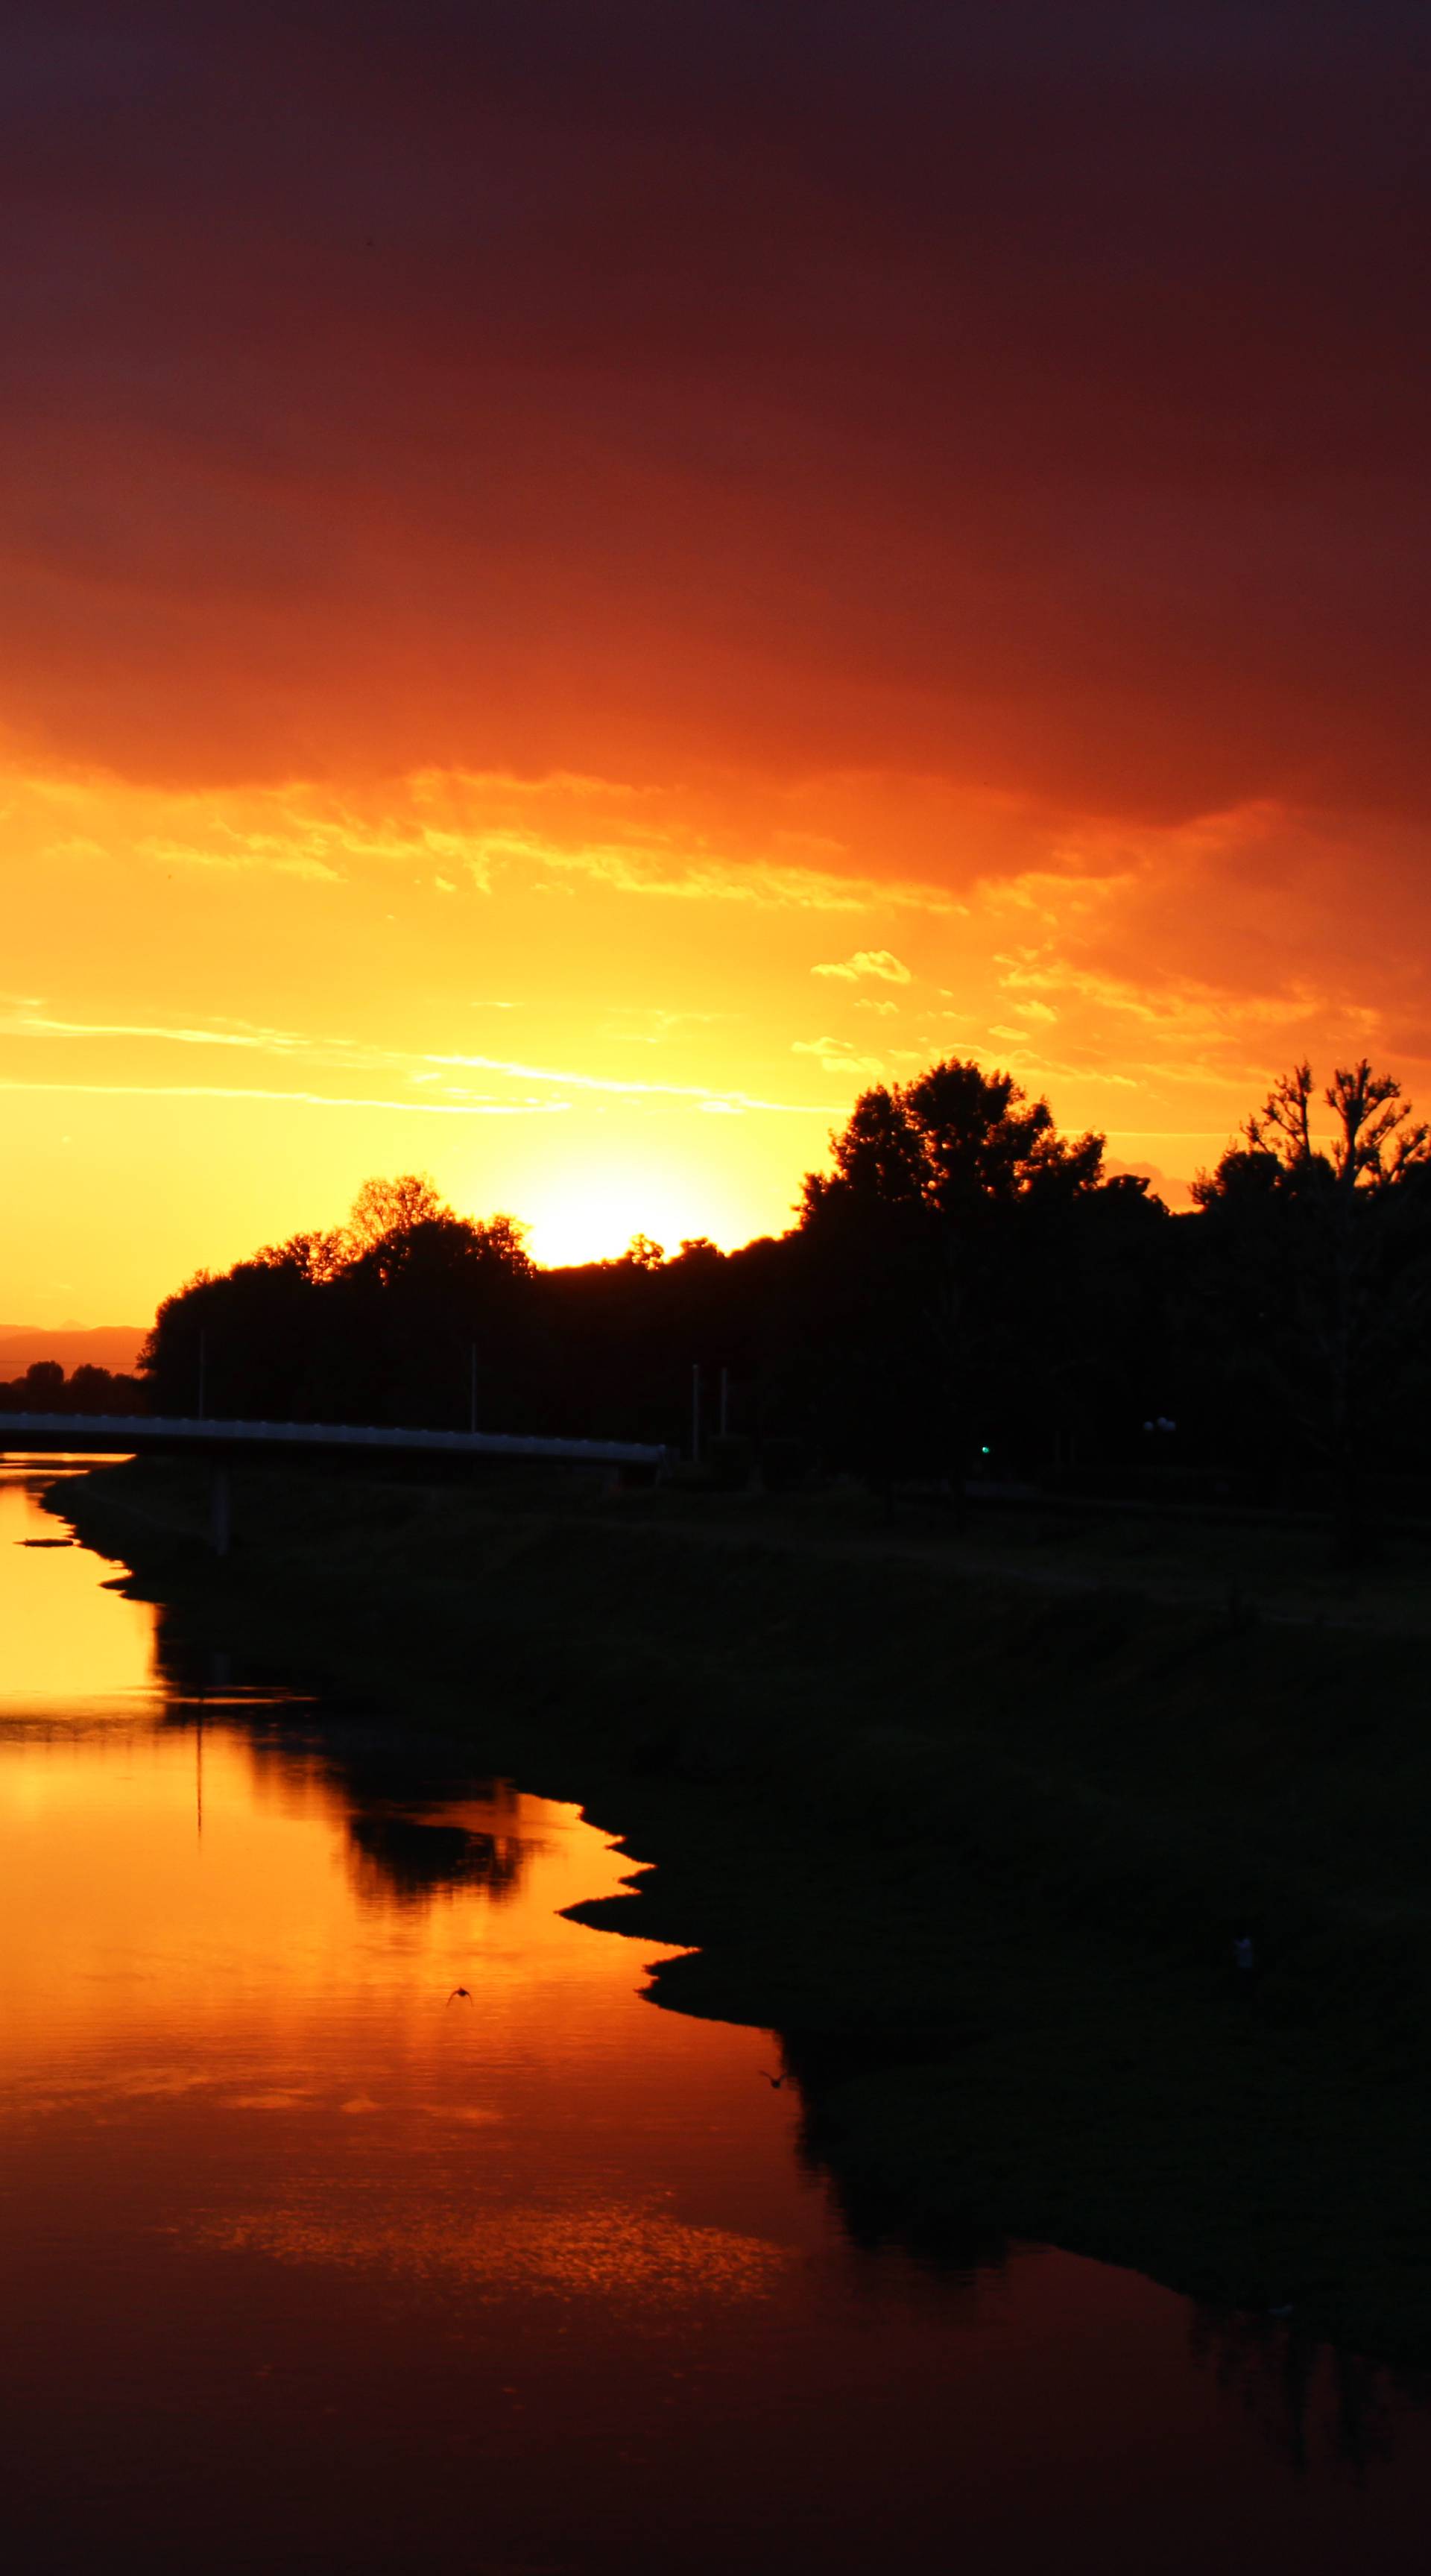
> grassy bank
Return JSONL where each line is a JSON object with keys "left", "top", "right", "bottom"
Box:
{"left": 47, "top": 1455, "right": 1431, "bottom": 2366}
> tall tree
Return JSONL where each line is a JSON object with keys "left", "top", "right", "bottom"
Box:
{"left": 799, "top": 1061, "right": 1108, "bottom": 1477}
{"left": 801, "top": 1059, "right": 1105, "bottom": 1223}
{"left": 344, "top": 1172, "right": 451, "bottom": 1254}
{"left": 1194, "top": 1061, "right": 1431, "bottom": 1556}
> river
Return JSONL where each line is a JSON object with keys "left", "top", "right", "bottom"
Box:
{"left": 1, "top": 1458, "right": 1430, "bottom": 2572}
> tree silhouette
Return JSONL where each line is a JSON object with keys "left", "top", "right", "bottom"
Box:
{"left": 800, "top": 1058, "right": 1105, "bottom": 1224}
{"left": 798, "top": 1061, "right": 1113, "bottom": 1481}
{"left": 140, "top": 1178, "right": 532, "bottom": 1427}
{"left": 1236, "top": 1058, "right": 1431, "bottom": 1190}
{"left": 1193, "top": 1062, "right": 1431, "bottom": 1558}
{"left": 116, "top": 1061, "right": 1431, "bottom": 1526}
{"left": 344, "top": 1171, "right": 451, "bottom": 1254}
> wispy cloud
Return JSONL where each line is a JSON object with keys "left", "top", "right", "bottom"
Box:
{"left": 994, "top": 948, "right": 1354, "bottom": 1052}
{"left": 791, "top": 1035, "right": 885, "bottom": 1079}
{"left": 0, "top": 1082, "right": 569, "bottom": 1115}
{"left": 423, "top": 1049, "right": 831, "bottom": 1114}
{"left": 141, "top": 837, "right": 343, "bottom": 884}
{"left": 0, "top": 1001, "right": 838, "bottom": 1117}
{"left": 599, "top": 1006, "right": 730, "bottom": 1046}
{"left": 488, "top": 837, "right": 950, "bottom": 915}
{"left": 812, "top": 949, "right": 912, "bottom": 982}
{"left": 0, "top": 1011, "right": 311, "bottom": 1052}
{"left": 411, "top": 765, "right": 657, "bottom": 808}
{"left": 7, "top": 759, "right": 967, "bottom": 928}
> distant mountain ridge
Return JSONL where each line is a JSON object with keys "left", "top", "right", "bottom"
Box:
{"left": 0, "top": 1326, "right": 147, "bottom": 1377}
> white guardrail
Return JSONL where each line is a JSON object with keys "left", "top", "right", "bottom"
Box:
{"left": 0, "top": 1412, "right": 670, "bottom": 1468}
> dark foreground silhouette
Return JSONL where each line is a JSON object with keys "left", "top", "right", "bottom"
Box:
{"left": 54, "top": 1457, "right": 1431, "bottom": 2370}
{"left": 108, "top": 1055, "right": 1431, "bottom": 1562}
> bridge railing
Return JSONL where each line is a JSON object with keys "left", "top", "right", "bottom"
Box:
{"left": 0, "top": 1411, "right": 671, "bottom": 1469}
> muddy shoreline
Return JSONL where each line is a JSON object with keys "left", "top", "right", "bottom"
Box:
{"left": 44, "top": 1453, "right": 1431, "bottom": 2368}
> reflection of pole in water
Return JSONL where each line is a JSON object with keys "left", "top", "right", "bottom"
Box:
{"left": 195, "top": 1649, "right": 227, "bottom": 1844}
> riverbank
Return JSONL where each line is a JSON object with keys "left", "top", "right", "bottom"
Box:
{"left": 48, "top": 1455, "right": 1431, "bottom": 2367}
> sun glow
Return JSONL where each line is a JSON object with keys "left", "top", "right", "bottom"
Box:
{"left": 519, "top": 1160, "right": 739, "bottom": 1269}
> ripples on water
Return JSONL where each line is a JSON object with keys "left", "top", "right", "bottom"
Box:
{"left": 1, "top": 1460, "right": 1429, "bottom": 2574}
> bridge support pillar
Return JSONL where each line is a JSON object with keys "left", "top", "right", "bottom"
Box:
{"left": 210, "top": 1462, "right": 232, "bottom": 1559}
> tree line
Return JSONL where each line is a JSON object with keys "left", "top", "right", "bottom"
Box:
{"left": 121, "top": 1056, "right": 1431, "bottom": 1547}
{"left": 0, "top": 1360, "right": 145, "bottom": 1417}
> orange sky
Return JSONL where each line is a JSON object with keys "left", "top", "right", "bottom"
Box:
{"left": 2, "top": 3, "right": 1427, "bottom": 1322}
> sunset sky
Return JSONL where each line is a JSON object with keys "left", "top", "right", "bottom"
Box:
{"left": 4, "top": 1, "right": 1427, "bottom": 1322}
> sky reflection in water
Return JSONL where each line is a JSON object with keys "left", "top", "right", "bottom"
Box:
{"left": 2, "top": 1463, "right": 1431, "bottom": 2575}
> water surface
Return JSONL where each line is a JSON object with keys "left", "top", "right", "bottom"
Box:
{"left": 1, "top": 1462, "right": 1429, "bottom": 2572}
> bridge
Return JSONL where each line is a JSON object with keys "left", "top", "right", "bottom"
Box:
{"left": 0, "top": 1412, "right": 671, "bottom": 1553}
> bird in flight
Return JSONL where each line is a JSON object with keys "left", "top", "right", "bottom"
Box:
{"left": 758, "top": 2069, "right": 789, "bottom": 2089}
{"left": 448, "top": 1987, "right": 473, "bottom": 2004}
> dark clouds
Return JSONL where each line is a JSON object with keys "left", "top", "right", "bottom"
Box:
{"left": 3, "top": 1, "right": 1427, "bottom": 816}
